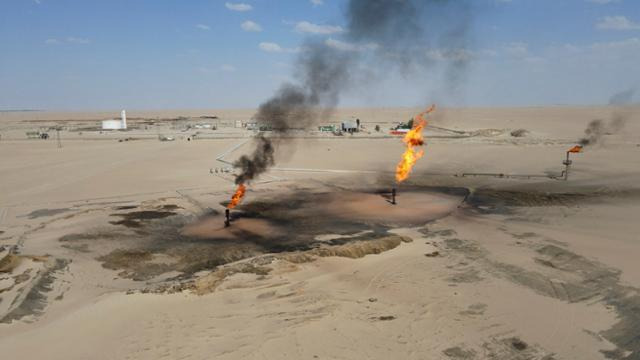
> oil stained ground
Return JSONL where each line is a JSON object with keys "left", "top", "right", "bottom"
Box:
{"left": 65, "top": 187, "right": 461, "bottom": 281}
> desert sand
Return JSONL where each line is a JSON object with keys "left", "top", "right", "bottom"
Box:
{"left": 1, "top": 106, "right": 639, "bottom": 359}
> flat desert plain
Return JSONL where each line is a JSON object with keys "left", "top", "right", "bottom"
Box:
{"left": 1, "top": 106, "right": 639, "bottom": 359}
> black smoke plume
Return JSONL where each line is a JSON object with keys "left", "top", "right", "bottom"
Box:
{"left": 234, "top": 134, "right": 275, "bottom": 185}
{"left": 579, "top": 89, "right": 636, "bottom": 147}
{"left": 579, "top": 119, "right": 606, "bottom": 147}
{"left": 234, "top": 0, "right": 473, "bottom": 184}
{"left": 609, "top": 88, "right": 635, "bottom": 106}
{"left": 346, "top": 0, "right": 473, "bottom": 88}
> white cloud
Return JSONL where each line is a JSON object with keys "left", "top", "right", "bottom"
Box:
{"left": 589, "top": 37, "right": 640, "bottom": 50}
{"left": 597, "top": 16, "right": 640, "bottom": 30}
{"left": 562, "top": 44, "right": 581, "bottom": 53}
{"left": 66, "top": 37, "right": 91, "bottom": 44}
{"left": 503, "top": 42, "right": 528, "bottom": 57}
{"left": 259, "top": 42, "right": 299, "bottom": 53}
{"left": 325, "top": 38, "right": 378, "bottom": 52}
{"left": 473, "top": 42, "right": 540, "bottom": 62}
{"left": 523, "top": 56, "right": 547, "bottom": 64}
{"left": 45, "top": 37, "right": 92, "bottom": 45}
{"left": 268, "top": 74, "right": 292, "bottom": 82}
{"left": 259, "top": 42, "right": 283, "bottom": 52}
{"left": 198, "top": 65, "right": 237, "bottom": 74}
{"left": 587, "top": 0, "right": 620, "bottom": 4}
{"left": 196, "top": 24, "right": 210, "bottom": 31}
{"left": 220, "top": 64, "right": 236, "bottom": 72}
{"left": 294, "top": 21, "right": 343, "bottom": 35}
{"left": 241, "top": 20, "right": 262, "bottom": 32}
{"left": 426, "top": 49, "right": 474, "bottom": 62}
{"left": 225, "top": 2, "right": 252, "bottom": 12}
{"left": 480, "top": 49, "right": 498, "bottom": 57}
{"left": 325, "top": 38, "right": 356, "bottom": 51}
{"left": 547, "top": 38, "right": 640, "bottom": 56}
{"left": 310, "top": 0, "right": 324, "bottom": 6}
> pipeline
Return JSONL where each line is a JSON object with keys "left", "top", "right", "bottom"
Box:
{"left": 458, "top": 149, "right": 580, "bottom": 181}
{"left": 457, "top": 173, "right": 553, "bottom": 180}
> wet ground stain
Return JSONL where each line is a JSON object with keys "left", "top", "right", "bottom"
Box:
{"left": 109, "top": 210, "right": 177, "bottom": 228}
{"left": 23, "top": 208, "right": 71, "bottom": 219}
{"left": 63, "top": 188, "right": 458, "bottom": 281}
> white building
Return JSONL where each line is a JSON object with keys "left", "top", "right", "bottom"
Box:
{"left": 341, "top": 119, "right": 358, "bottom": 132}
{"left": 102, "top": 110, "right": 127, "bottom": 130}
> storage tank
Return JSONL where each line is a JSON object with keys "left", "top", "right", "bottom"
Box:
{"left": 121, "top": 110, "right": 127, "bottom": 129}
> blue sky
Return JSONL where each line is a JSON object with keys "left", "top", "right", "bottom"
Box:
{"left": 0, "top": 0, "right": 639, "bottom": 110}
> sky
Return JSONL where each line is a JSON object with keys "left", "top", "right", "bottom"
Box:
{"left": 0, "top": 0, "right": 639, "bottom": 110}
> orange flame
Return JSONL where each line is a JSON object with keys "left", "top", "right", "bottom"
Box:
{"left": 395, "top": 105, "right": 435, "bottom": 183}
{"left": 227, "top": 184, "right": 246, "bottom": 209}
{"left": 568, "top": 145, "right": 583, "bottom": 153}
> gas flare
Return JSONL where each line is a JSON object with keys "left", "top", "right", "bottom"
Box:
{"left": 227, "top": 184, "right": 247, "bottom": 209}
{"left": 568, "top": 145, "right": 583, "bottom": 153}
{"left": 395, "top": 105, "right": 435, "bottom": 183}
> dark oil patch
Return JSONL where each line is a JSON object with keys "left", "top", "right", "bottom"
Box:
{"left": 510, "top": 338, "right": 528, "bottom": 351}
{"left": 420, "top": 228, "right": 457, "bottom": 238}
{"left": 61, "top": 243, "right": 90, "bottom": 253}
{"left": 443, "top": 346, "right": 476, "bottom": 359}
{"left": 466, "top": 189, "right": 588, "bottom": 214}
{"left": 58, "top": 232, "right": 123, "bottom": 242}
{"left": 481, "top": 337, "right": 549, "bottom": 360}
{"left": 25, "top": 208, "right": 71, "bottom": 219}
{"left": 160, "top": 204, "right": 182, "bottom": 211}
{"left": 448, "top": 269, "right": 483, "bottom": 283}
{"left": 109, "top": 210, "right": 177, "bottom": 228}
{"left": 114, "top": 205, "right": 138, "bottom": 210}
{"left": 511, "top": 232, "right": 539, "bottom": 240}
{"left": 91, "top": 188, "right": 443, "bottom": 281}
{"left": 459, "top": 303, "right": 487, "bottom": 316}
{"left": 99, "top": 249, "right": 153, "bottom": 268}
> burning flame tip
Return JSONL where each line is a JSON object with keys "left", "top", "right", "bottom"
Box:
{"left": 227, "top": 184, "right": 247, "bottom": 209}
{"left": 568, "top": 145, "right": 583, "bottom": 153}
{"left": 395, "top": 105, "right": 435, "bottom": 183}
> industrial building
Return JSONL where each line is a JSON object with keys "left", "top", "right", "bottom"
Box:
{"left": 341, "top": 119, "right": 359, "bottom": 133}
{"left": 102, "top": 110, "right": 127, "bottom": 130}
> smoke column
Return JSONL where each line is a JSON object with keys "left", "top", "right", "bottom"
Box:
{"left": 579, "top": 119, "right": 606, "bottom": 147}
{"left": 234, "top": 0, "right": 473, "bottom": 184}
{"left": 579, "top": 89, "right": 636, "bottom": 147}
{"left": 234, "top": 134, "right": 275, "bottom": 185}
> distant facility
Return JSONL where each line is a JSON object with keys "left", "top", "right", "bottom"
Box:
{"left": 102, "top": 110, "right": 127, "bottom": 130}
{"left": 341, "top": 119, "right": 359, "bottom": 133}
